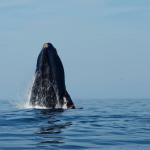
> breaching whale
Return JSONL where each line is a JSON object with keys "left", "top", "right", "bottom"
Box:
{"left": 30, "top": 43, "right": 75, "bottom": 109}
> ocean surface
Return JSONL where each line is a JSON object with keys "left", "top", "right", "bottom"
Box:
{"left": 0, "top": 98, "right": 150, "bottom": 150}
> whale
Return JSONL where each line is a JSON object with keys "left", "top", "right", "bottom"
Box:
{"left": 29, "top": 43, "right": 75, "bottom": 109}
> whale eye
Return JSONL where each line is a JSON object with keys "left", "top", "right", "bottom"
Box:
{"left": 43, "top": 43, "right": 49, "bottom": 48}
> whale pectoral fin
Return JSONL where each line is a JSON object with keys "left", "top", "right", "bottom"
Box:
{"left": 64, "top": 91, "right": 75, "bottom": 109}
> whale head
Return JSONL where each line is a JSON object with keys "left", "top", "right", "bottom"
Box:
{"left": 30, "top": 43, "right": 75, "bottom": 109}
{"left": 36, "top": 43, "right": 57, "bottom": 71}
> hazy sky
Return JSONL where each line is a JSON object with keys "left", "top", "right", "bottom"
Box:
{"left": 0, "top": 0, "right": 150, "bottom": 99}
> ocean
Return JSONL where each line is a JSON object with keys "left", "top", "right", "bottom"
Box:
{"left": 0, "top": 98, "right": 150, "bottom": 150}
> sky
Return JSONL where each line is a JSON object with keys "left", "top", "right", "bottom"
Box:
{"left": 0, "top": 0, "right": 150, "bottom": 100}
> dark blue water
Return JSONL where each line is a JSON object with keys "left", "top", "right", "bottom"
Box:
{"left": 0, "top": 98, "right": 150, "bottom": 150}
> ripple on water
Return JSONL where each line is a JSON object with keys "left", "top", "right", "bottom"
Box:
{"left": 0, "top": 99, "right": 150, "bottom": 149}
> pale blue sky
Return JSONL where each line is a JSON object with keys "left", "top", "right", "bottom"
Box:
{"left": 0, "top": 0, "right": 150, "bottom": 99}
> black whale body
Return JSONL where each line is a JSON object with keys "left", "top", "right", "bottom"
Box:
{"left": 30, "top": 43, "right": 75, "bottom": 109}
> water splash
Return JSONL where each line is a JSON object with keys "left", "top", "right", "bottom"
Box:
{"left": 21, "top": 76, "right": 50, "bottom": 109}
{"left": 16, "top": 76, "right": 38, "bottom": 109}
{"left": 18, "top": 75, "right": 68, "bottom": 110}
